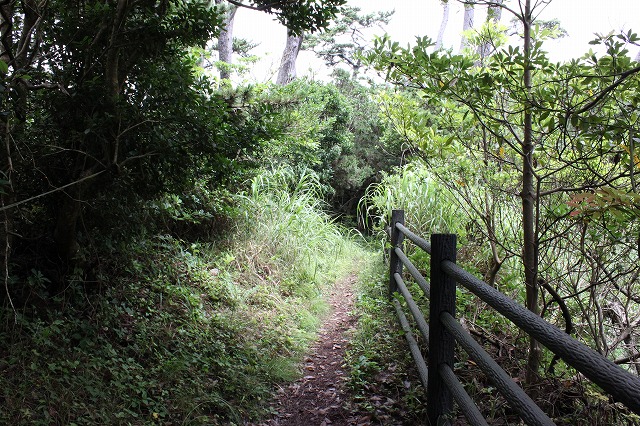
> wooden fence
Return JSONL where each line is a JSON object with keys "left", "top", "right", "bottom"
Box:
{"left": 388, "top": 209, "right": 640, "bottom": 425}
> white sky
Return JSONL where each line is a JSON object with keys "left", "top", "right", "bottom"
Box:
{"left": 233, "top": 0, "right": 640, "bottom": 83}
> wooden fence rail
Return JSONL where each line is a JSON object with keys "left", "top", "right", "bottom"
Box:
{"left": 388, "top": 209, "right": 640, "bottom": 425}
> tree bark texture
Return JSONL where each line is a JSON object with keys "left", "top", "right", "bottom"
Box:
{"left": 435, "top": 0, "right": 449, "bottom": 50}
{"left": 276, "top": 29, "right": 303, "bottom": 85}
{"left": 458, "top": 3, "right": 475, "bottom": 53}
{"left": 521, "top": 0, "right": 541, "bottom": 384}
{"left": 216, "top": 0, "right": 238, "bottom": 80}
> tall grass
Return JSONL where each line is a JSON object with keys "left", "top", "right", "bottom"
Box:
{"left": 359, "top": 164, "right": 468, "bottom": 239}
{"left": 237, "top": 166, "right": 360, "bottom": 295}
{"left": 221, "top": 165, "right": 370, "bottom": 389}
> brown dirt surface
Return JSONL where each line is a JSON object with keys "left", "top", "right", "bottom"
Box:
{"left": 252, "top": 273, "right": 375, "bottom": 426}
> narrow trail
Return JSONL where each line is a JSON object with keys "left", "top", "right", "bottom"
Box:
{"left": 256, "top": 273, "right": 372, "bottom": 426}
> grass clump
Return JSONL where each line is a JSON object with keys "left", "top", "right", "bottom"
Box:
{"left": 229, "top": 166, "right": 368, "bottom": 373}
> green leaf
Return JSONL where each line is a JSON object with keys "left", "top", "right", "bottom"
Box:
{"left": 570, "top": 114, "right": 579, "bottom": 128}
{"left": 539, "top": 110, "right": 550, "bottom": 121}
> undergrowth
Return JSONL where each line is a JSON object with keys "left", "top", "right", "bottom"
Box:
{"left": 345, "top": 257, "right": 429, "bottom": 424}
{"left": 346, "top": 242, "right": 640, "bottom": 425}
{"left": 0, "top": 167, "right": 367, "bottom": 425}
{"left": 350, "top": 164, "right": 640, "bottom": 425}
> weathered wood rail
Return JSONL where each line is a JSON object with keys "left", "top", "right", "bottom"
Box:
{"left": 388, "top": 209, "right": 640, "bottom": 425}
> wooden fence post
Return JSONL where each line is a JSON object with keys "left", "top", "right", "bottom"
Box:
{"left": 389, "top": 209, "right": 405, "bottom": 296}
{"left": 428, "top": 234, "right": 457, "bottom": 425}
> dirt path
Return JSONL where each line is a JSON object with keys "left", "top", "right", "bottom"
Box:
{"left": 256, "top": 273, "right": 369, "bottom": 426}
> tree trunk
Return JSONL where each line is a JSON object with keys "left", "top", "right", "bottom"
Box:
{"left": 105, "top": 0, "right": 127, "bottom": 106}
{"left": 481, "top": 129, "right": 503, "bottom": 286}
{"left": 478, "top": 0, "right": 503, "bottom": 59}
{"left": 458, "top": 3, "right": 475, "bottom": 53}
{"left": 215, "top": 0, "right": 238, "bottom": 80}
{"left": 54, "top": 191, "right": 83, "bottom": 261}
{"left": 487, "top": 0, "right": 503, "bottom": 22}
{"left": 605, "top": 302, "right": 640, "bottom": 375}
{"left": 276, "top": 29, "right": 303, "bottom": 85}
{"left": 521, "top": 0, "right": 540, "bottom": 384}
{"left": 0, "top": 4, "right": 14, "bottom": 295}
{"left": 435, "top": 1, "right": 449, "bottom": 50}
{"left": 1, "top": 1, "right": 39, "bottom": 285}
{"left": 53, "top": 1, "right": 127, "bottom": 261}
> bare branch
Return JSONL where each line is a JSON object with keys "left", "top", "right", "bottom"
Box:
{"left": 614, "top": 351, "right": 640, "bottom": 365}
{"left": 456, "top": 0, "right": 521, "bottom": 19}
{"left": 0, "top": 170, "right": 106, "bottom": 213}
{"left": 609, "top": 314, "right": 640, "bottom": 351}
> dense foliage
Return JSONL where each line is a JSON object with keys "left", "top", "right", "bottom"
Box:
{"left": 0, "top": 1, "right": 372, "bottom": 424}
{"left": 252, "top": 76, "right": 403, "bottom": 219}
{"left": 362, "top": 0, "right": 640, "bottom": 416}
{"left": 1, "top": 0, "right": 639, "bottom": 424}
{"left": 1, "top": 165, "right": 369, "bottom": 424}
{"left": 236, "top": 0, "right": 347, "bottom": 34}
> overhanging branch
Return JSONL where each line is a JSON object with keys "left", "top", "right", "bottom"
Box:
{"left": 0, "top": 170, "right": 105, "bottom": 213}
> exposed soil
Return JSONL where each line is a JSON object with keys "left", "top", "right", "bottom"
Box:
{"left": 253, "top": 273, "right": 373, "bottom": 426}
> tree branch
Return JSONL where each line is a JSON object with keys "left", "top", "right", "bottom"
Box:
{"left": 572, "top": 64, "right": 640, "bottom": 116}
{"left": 224, "top": 0, "right": 298, "bottom": 12}
{"left": 0, "top": 170, "right": 105, "bottom": 213}
{"left": 457, "top": 0, "right": 521, "bottom": 19}
{"left": 609, "top": 314, "right": 640, "bottom": 352}
{"left": 614, "top": 351, "right": 640, "bottom": 365}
